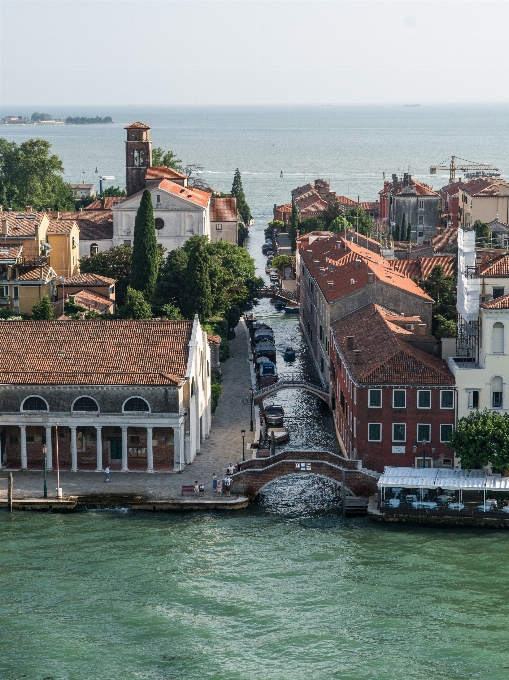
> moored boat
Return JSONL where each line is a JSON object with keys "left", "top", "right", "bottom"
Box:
{"left": 266, "top": 426, "right": 290, "bottom": 444}
{"left": 274, "top": 300, "right": 285, "bottom": 311}
{"left": 264, "top": 404, "right": 284, "bottom": 426}
{"left": 259, "top": 361, "right": 277, "bottom": 378}
{"left": 284, "top": 305, "right": 300, "bottom": 314}
{"left": 283, "top": 346, "right": 296, "bottom": 360}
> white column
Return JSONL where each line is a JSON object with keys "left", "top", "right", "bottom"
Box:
{"left": 20, "top": 425, "right": 27, "bottom": 469}
{"left": 173, "top": 423, "right": 185, "bottom": 471}
{"left": 146, "top": 426, "right": 154, "bottom": 472}
{"left": 95, "top": 426, "right": 103, "bottom": 471}
{"left": 121, "top": 426, "right": 128, "bottom": 472}
{"left": 45, "top": 426, "right": 53, "bottom": 469}
{"left": 70, "top": 426, "right": 78, "bottom": 471}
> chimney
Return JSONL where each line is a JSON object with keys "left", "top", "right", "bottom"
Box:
{"left": 307, "top": 249, "right": 313, "bottom": 259}
{"left": 350, "top": 278, "right": 355, "bottom": 285}
{"left": 320, "top": 267, "right": 327, "bottom": 276}
{"left": 26, "top": 205, "right": 32, "bottom": 213}
{"left": 346, "top": 336, "right": 354, "bottom": 350}
{"left": 368, "top": 272, "right": 374, "bottom": 283}
{"left": 327, "top": 281, "right": 333, "bottom": 291}
{"left": 418, "top": 323, "right": 427, "bottom": 336}
{"left": 101, "top": 197, "right": 106, "bottom": 209}
{"left": 355, "top": 259, "right": 361, "bottom": 269}
{"left": 57, "top": 211, "right": 60, "bottom": 219}
{"left": 0, "top": 205, "right": 3, "bottom": 213}
{"left": 0, "top": 218, "right": 8, "bottom": 235}
{"left": 353, "top": 349, "right": 362, "bottom": 365}
{"left": 79, "top": 311, "right": 86, "bottom": 320}
{"left": 313, "top": 260, "right": 319, "bottom": 269}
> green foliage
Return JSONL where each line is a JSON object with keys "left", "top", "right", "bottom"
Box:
{"left": 299, "top": 217, "right": 325, "bottom": 234}
{"left": 0, "top": 138, "right": 75, "bottom": 211}
{"left": 225, "top": 305, "right": 241, "bottom": 339}
{"left": 180, "top": 237, "right": 213, "bottom": 321}
{"left": 434, "top": 314, "right": 457, "bottom": 339}
{"left": 289, "top": 202, "right": 299, "bottom": 252}
{"left": 400, "top": 214, "right": 406, "bottom": 242}
{"left": 330, "top": 216, "right": 350, "bottom": 233}
{"left": 151, "top": 147, "right": 183, "bottom": 171}
{"left": 153, "top": 248, "right": 188, "bottom": 314}
{"left": 394, "top": 222, "right": 400, "bottom": 241}
{"left": 447, "top": 410, "right": 509, "bottom": 470}
{"left": 345, "top": 207, "right": 373, "bottom": 237}
{"left": 323, "top": 202, "right": 341, "bottom": 227}
{"left": 272, "top": 255, "right": 291, "bottom": 271}
{"left": 31, "top": 112, "right": 52, "bottom": 121}
{"left": 31, "top": 295, "right": 54, "bottom": 320}
{"left": 131, "top": 189, "right": 159, "bottom": 300}
{"left": 160, "top": 303, "right": 184, "bottom": 320}
{"left": 238, "top": 223, "right": 249, "bottom": 247}
{"left": 268, "top": 220, "right": 284, "bottom": 233}
{"left": 419, "top": 264, "right": 457, "bottom": 336}
{"left": 66, "top": 116, "right": 113, "bottom": 124}
{"left": 99, "top": 186, "right": 126, "bottom": 197}
{"left": 474, "top": 219, "right": 492, "bottom": 247}
{"left": 231, "top": 169, "right": 252, "bottom": 226}
{"left": 80, "top": 244, "right": 132, "bottom": 306}
{"left": 118, "top": 287, "right": 152, "bottom": 319}
{"left": 211, "top": 369, "right": 223, "bottom": 413}
{"left": 406, "top": 220, "right": 412, "bottom": 242}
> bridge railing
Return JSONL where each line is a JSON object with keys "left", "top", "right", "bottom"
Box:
{"left": 258, "top": 286, "right": 297, "bottom": 302}
{"left": 253, "top": 372, "right": 329, "bottom": 399}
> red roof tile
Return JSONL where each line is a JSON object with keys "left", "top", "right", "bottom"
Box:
{"left": 57, "top": 273, "right": 116, "bottom": 287}
{"left": 389, "top": 256, "right": 455, "bottom": 280}
{"left": 125, "top": 122, "right": 151, "bottom": 130}
{"left": 85, "top": 197, "right": 124, "bottom": 210}
{"left": 477, "top": 252, "right": 509, "bottom": 276}
{"left": 71, "top": 290, "right": 114, "bottom": 314}
{"left": 481, "top": 293, "right": 509, "bottom": 309}
{"left": 145, "top": 166, "right": 187, "bottom": 181}
{"left": 125, "top": 180, "right": 211, "bottom": 209}
{"left": 0, "top": 212, "right": 46, "bottom": 237}
{"left": 210, "top": 197, "right": 237, "bottom": 222}
{"left": 47, "top": 220, "right": 77, "bottom": 234}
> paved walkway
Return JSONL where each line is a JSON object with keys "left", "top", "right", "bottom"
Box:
{"left": 0, "top": 322, "right": 255, "bottom": 502}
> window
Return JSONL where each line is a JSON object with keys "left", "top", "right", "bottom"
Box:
{"left": 392, "top": 423, "right": 406, "bottom": 442}
{"left": 493, "top": 287, "right": 504, "bottom": 299}
{"left": 0, "top": 286, "right": 6, "bottom": 297}
{"left": 493, "top": 322, "right": 504, "bottom": 354}
{"left": 419, "top": 200, "right": 424, "bottom": 209}
{"left": 155, "top": 218, "right": 164, "bottom": 231}
{"left": 124, "top": 240, "right": 131, "bottom": 247}
{"left": 393, "top": 390, "right": 406, "bottom": 408}
{"left": 440, "top": 391, "right": 454, "bottom": 409}
{"left": 156, "top": 194, "right": 161, "bottom": 203}
{"left": 492, "top": 376, "right": 503, "bottom": 408}
{"left": 22, "top": 396, "right": 48, "bottom": 411}
{"left": 9, "top": 436, "right": 18, "bottom": 445}
{"left": 216, "top": 224, "right": 223, "bottom": 231}
{"left": 123, "top": 397, "right": 150, "bottom": 412}
{"left": 13, "top": 286, "right": 18, "bottom": 299}
{"left": 26, "top": 436, "right": 35, "bottom": 443}
{"left": 368, "top": 423, "right": 382, "bottom": 442}
{"left": 417, "top": 424, "right": 431, "bottom": 443}
{"left": 320, "top": 357, "right": 324, "bottom": 373}
{"left": 418, "top": 390, "right": 431, "bottom": 408}
{"left": 369, "top": 389, "right": 382, "bottom": 407}
{"left": 442, "top": 458, "right": 453, "bottom": 467}
{"left": 319, "top": 325, "right": 323, "bottom": 341}
{"left": 130, "top": 435, "right": 140, "bottom": 445}
{"left": 440, "top": 424, "right": 454, "bottom": 442}
{"left": 418, "top": 215, "right": 424, "bottom": 225}
{"left": 90, "top": 243, "right": 99, "bottom": 256}
{"left": 73, "top": 396, "right": 99, "bottom": 412}
{"left": 468, "top": 390, "right": 479, "bottom": 409}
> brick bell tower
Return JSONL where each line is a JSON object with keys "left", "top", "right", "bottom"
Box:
{"left": 125, "top": 122, "right": 152, "bottom": 196}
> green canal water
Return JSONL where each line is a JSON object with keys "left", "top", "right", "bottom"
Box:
{"left": 1, "top": 477, "right": 508, "bottom": 680}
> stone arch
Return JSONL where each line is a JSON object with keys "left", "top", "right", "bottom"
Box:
{"left": 72, "top": 396, "right": 99, "bottom": 412}
{"left": 252, "top": 471, "right": 354, "bottom": 499}
{"left": 122, "top": 396, "right": 150, "bottom": 413}
{"left": 21, "top": 395, "right": 49, "bottom": 412}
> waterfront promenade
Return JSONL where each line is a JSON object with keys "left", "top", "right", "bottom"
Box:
{"left": 0, "top": 323, "right": 255, "bottom": 505}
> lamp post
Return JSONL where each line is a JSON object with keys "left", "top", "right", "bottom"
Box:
{"left": 241, "top": 428, "right": 246, "bottom": 462}
{"left": 249, "top": 388, "right": 254, "bottom": 432}
{"left": 42, "top": 444, "right": 47, "bottom": 499}
{"left": 421, "top": 438, "right": 428, "bottom": 469}
{"left": 55, "top": 423, "right": 62, "bottom": 498}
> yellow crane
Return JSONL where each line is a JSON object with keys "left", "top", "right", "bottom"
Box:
{"left": 430, "top": 155, "right": 499, "bottom": 184}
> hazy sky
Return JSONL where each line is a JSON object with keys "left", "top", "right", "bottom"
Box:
{"left": 1, "top": 0, "right": 508, "bottom": 106}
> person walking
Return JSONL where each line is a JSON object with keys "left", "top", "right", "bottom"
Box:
{"left": 224, "top": 475, "right": 232, "bottom": 497}
{"left": 212, "top": 473, "right": 218, "bottom": 493}
{"left": 105, "top": 466, "right": 110, "bottom": 482}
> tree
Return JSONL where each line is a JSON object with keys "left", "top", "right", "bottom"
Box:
{"left": 419, "top": 264, "right": 457, "bottom": 335}
{"left": 434, "top": 314, "right": 457, "bottom": 339}
{"left": 299, "top": 217, "right": 325, "bottom": 234}
{"left": 151, "top": 147, "right": 183, "bottom": 171}
{"left": 180, "top": 238, "right": 213, "bottom": 321}
{"left": 231, "top": 169, "right": 252, "bottom": 226}
{"left": 160, "top": 303, "right": 184, "bottom": 320}
{"left": 394, "top": 222, "right": 400, "bottom": 242}
{"left": 345, "top": 207, "right": 373, "bottom": 237}
{"left": 0, "top": 138, "right": 75, "bottom": 211}
{"left": 119, "top": 287, "right": 153, "bottom": 319}
{"left": 80, "top": 244, "right": 132, "bottom": 306}
{"left": 474, "top": 219, "right": 492, "bottom": 247}
{"left": 99, "top": 186, "right": 126, "bottom": 198}
{"left": 131, "top": 189, "right": 159, "bottom": 300}
{"left": 267, "top": 220, "right": 284, "bottom": 234}
{"left": 447, "top": 410, "right": 509, "bottom": 470}
{"left": 153, "top": 247, "right": 188, "bottom": 312}
{"left": 400, "top": 214, "right": 406, "bottom": 243}
{"left": 330, "top": 216, "right": 350, "bottom": 233}
{"left": 323, "top": 202, "right": 341, "bottom": 228}
{"left": 289, "top": 202, "right": 299, "bottom": 252}
{"left": 272, "top": 255, "right": 292, "bottom": 271}
{"left": 31, "top": 112, "right": 52, "bottom": 122}
{"left": 406, "top": 220, "right": 412, "bottom": 242}
{"left": 32, "top": 295, "right": 54, "bottom": 320}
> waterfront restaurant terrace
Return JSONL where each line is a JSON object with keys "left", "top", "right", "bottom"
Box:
{"left": 378, "top": 467, "right": 509, "bottom": 517}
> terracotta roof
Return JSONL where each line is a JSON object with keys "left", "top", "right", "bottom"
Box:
{"left": 336, "top": 196, "right": 358, "bottom": 207}
{"left": 295, "top": 191, "right": 328, "bottom": 213}
{"left": 47, "top": 220, "right": 77, "bottom": 234}
{"left": 481, "top": 293, "right": 509, "bottom": 309}
{"left": 0, "top": 320, "right": 193, "bottom": 385}
{"left": 0, "top": 246, "right": 22, "bottom": 260}
{"left": 331, "top": 304, "right": 454, "bottom": 386}
{"left": 391, "top": 179, "right": 439, "bottom": 197}
{"left": 0, "top": 212, "right": 46, "bottom": 237}
{"left": 72, "top": 290, "right": 113, "bottom": 314}
{"left": 145, "top": 166, "right": 187, "bottom": 181}
{"left": 275, "top": 203, "right": 292, "bottom": 213}
{"left": 207, "top": 333, "right": 221, "bottom": 345}
{"left": 85, "top": 197, "right": 124, "bottom": 210}
{"left": 389, "top": 256, "right": 455, "bottom": 280}
{"left": 123, "top": 179, "right": 211, "bottom": 209}
{"left": 431, "top": 226, "right": 458, "bottom": 252}
{"left": 125, "top": 122, "right": 151, "bottom": 130}
{"left": 459, "top": 178, "right": 509, "bottom": 197}
{"left": 477, "top": 252, "right": 509, "bottom": 276}
{"left": 292, "top": 183, "right": 315, "bottom": 199}
{"left": 18, "top": 264, "right": 57, "bottom": 282}
{"left": 57, "top": 273, "right": 115, "bottom": 287}
{"left": 210, "top": 197, "right": 237, "bottom": 222}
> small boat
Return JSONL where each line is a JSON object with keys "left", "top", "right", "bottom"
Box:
{"left": 284, "top": 346, "right": 296, "bottom": 360}
{"left": 274, "top": 300, "right": 285, "bottom": 311}
{"left": 259, "top": 361, "right": 277, "bottom": 378}
{"left": 266, "top": 427, "right": 290, "bottom": 444}
{"left": 256, "top": 355, "right": 271, "bottom": 365}
{"left": 254, "top": 327, "right": 274, "bottom": 342}
{"left": 262, "top": 244, "right": 272, "bottom": 254}
{"left": 264, "top": 404, "right": 284, "bottom": 426}
{"left": 254, "top": 339, "right": 277, "bottom": 361}
{"left": 284, "top": 305, "right": 300, "bottom": 314}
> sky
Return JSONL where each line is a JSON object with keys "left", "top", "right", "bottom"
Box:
{"left": 1, "top": 0, "right": 508, "bottom": 106}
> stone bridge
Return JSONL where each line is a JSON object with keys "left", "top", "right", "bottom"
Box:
{"left": 254, "top": 375, "right": 330, "bottom": 406}
{"left": 231, "top": 449, "right": 379, "bottom": 499}
{"left": 258, "top": 286, "right": 297, "bottom": 304}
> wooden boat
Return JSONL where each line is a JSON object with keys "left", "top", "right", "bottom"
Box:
{"left": 284, "top": 305, "right": 300, "bottom": 314}
{"left": 262, "top": 244, "right": 272, "bottom": 254}
{"left": 259, "top": 361, "right": 277, "bottom": 378}
{"left": 274, "top": 301, "right": 285, "bottom": 311}
{"left": 264, "top": 404, "right": 284, "bottom": 426}
{"left": 254, "top": 340, "right": 277, "bottom": 362}
{"left": 283, "top": 346, "right": 296, "bottom": 360}
{"left": 266, "top": 427, "right": 290, "bottom": 444}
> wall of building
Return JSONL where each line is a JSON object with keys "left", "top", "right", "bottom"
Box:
{"left": 210, "top": 221, "right": 238, "bottom": 245}
{"left": 79, "top": 239, "right": 113, "bottom": 258}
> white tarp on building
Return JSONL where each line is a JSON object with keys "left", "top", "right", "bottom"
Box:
{"left": 378, "top": 466, "right": 509, "bottom": 491}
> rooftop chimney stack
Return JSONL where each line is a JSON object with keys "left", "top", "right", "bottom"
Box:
{"left": 26, "top": 206, "right": 32, "bottom": 213}
{"left": 368, "top": 272, "right": 374, "bottom": 283}
{"left": 355, "top": 259, "right": 361, "bottom": 269}
{"left": 346, "top": 336, "right": 354, "bottom": 350}
{"left": 353, "top": 350, "right": 362, "bottom": 365}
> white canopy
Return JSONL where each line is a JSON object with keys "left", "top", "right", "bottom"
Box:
{"left": 378, "top": 466, "right": 509, "bottom": 491}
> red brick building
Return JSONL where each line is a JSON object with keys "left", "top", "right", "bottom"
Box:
{"left": 330, "top": 304, "right": 455, "bottom": 471}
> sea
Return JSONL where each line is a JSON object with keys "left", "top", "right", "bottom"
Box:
{"left": 1, "top": 105, "right": 509, "bottom": 680}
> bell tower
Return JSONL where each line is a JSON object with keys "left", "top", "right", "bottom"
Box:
{"left": 125, "top": 122, "right": 152, "bottom": 196}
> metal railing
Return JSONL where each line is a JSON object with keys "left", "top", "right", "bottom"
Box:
{"left": 253, "top": 372, "right": 329, "bottom": 400}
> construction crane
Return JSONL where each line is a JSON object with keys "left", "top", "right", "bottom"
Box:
{"left": 430, "top": 155, "right": 499, "bottom": 184}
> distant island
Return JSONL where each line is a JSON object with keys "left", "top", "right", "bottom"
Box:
{"left": 402, "top": 104, "right": 420, "bottom": 108}
{"left": 66, "top": 116, "right": 113, "bottom": 125}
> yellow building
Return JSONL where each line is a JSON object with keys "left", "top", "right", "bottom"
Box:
{"left": 458, "top": 178, "right": 509, "bottom": 229}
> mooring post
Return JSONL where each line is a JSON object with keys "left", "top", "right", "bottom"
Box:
{"left": 341, "top": 468, "right": 346, "bottom": 518}
{"left": 8, "top": 471, "right": 13, "bottom": 512}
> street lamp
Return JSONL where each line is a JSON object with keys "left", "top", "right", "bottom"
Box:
{"left": 249, "top": 388, "right": 254, "bottom": 432}
{"left": 42, "top": 443, "right": 47, "bottom": 499}
{"left": 421, "top": 438, "right": 428, "bottom": 469}
{"left": 55, "top": 423, "right": 62, "bottom": 498}
{"left": 241, "top": 428, "right": 246, "bottom": 462}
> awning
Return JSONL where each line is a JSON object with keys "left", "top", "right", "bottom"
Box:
{"left": 378, "top": 466, "right": 509, "bottom": 491}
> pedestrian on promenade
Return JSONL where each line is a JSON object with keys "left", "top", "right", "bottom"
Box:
{"left": 105, "top": 466, "right": 110, "bottom": 482}
{"left": 212, "top": 473, "right": 218, "bottom": 493}
{"left": 217, "top": 480, "right": 222, "bottom": 494}
{"left": 224, "top": 475, "right": 232, "bottom": 496}
{"left": 194, "top": 481, "right": 199, "bottom": 493}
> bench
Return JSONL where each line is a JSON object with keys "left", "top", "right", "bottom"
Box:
{"left": 181, "top": 485, "right": 204, "bottom": 496}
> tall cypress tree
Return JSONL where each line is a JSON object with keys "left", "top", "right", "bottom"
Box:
{"left": 231, "top": 169, "right": 252, "bottom": 225}
{"left": 394, "top": 222, "right": 400, "bottom": 242}
{"left": 400, "top": 214, "right": 406, "bottom": 243}
{"left": 406, "top": 220, "right": 412, "bottom": 242}
{"left": 289, "top": 201, "right": 299, "bottom": 252}
{"left": 131, "top": 189, "right": 159, "bottom": 300}
{"left": 180, "top": 238, "right": 212, "bottom": 321}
